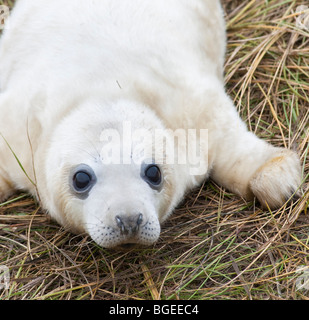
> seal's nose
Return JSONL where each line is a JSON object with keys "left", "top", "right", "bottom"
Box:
{"left": 115, "top": 213, "right": 143, "bottom": 235}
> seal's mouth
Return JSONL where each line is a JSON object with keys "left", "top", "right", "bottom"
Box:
{"left": 116, "top": 242, "right": 150, "bottom": 251}
{"left": 115, "top": 243, "right": 140, "bottom": 251}
{"left": 120, "top": 243, "right": 137, "bottom": 249}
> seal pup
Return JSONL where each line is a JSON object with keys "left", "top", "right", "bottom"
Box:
{"left": 0, "top": 0, "right": 302, "bottom": 248}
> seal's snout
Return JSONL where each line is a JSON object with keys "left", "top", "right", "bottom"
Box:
{"left": 115, "top": 213, "right": 143, "bottom": 236}
{"left": 87, "top": 210, "right": 160, "bottom": 248}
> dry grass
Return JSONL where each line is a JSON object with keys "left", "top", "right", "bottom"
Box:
{"left": 0, "top": 0, "right": 309, "bottom": 300}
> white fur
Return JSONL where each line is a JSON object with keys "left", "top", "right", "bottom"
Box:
{"left": 0, "top": 0, "right": 302, "bottom": 248}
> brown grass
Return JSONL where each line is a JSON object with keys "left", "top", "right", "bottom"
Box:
{"left": 0, "top": 0, "right": 309, "bottom": 300}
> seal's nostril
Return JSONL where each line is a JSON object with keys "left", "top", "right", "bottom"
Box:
{"left": 137, "top": 213, "right": 143, "bottom": 226}
{"left": 115, "top": 215, "right": 122, "bottom": 226}
{"left": 115, "top": 215, "right": 125, "bottom": 233}
{"left": 115, "top": 214, "right": 143, "bottom": 235}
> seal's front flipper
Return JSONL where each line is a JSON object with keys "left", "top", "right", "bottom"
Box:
{"left": 209, "top": 93, "right": 302, "bottom": 209}
{"left": 249, "top": 148, "right": 302, "bottom": 208}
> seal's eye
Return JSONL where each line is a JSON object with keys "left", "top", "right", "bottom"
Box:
{"left": 70, "top": 164, "right": 96, "bottom": 197}
{"left": 145, "top": 165, "right": 161, "bottom": 185}
{"left": 141, "top": 162, "right": 163, "bottom": 191}
{"left": 73, "top": 171, "right": 92, "bottom": 191}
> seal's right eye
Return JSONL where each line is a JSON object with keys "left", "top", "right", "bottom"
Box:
{"left": 73, "top": 171, "right": 92, "bottom": 191}
{"left": 70, "top": 164, "right": 96, "bottom": 197}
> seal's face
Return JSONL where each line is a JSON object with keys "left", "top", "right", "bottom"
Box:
{"left": 42, "top": 101, "right": 180, "bottom": 248}
{"left": 72, "top": 161, "right": 164, "bottom": 248}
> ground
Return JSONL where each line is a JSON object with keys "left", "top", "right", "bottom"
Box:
{"left": 0, "top": 0, "right": 308, "bottom": 300}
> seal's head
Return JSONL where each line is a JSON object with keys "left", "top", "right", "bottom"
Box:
{"left": 39, "top": 100, "right": 184, "bottom": 248}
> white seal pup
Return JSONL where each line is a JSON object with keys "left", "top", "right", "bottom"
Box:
{"left": 0, "top": 0, "right": 302, "bottom": 248}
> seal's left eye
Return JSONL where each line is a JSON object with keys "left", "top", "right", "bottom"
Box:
{"left": 73, "top": 171, "right": 92, "bottom": 191}
{"left": 141, "top": 163, "right": 163, "bottom": 191}
{"left": 145, "top": 165, "right": 161, "bottom": 185}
